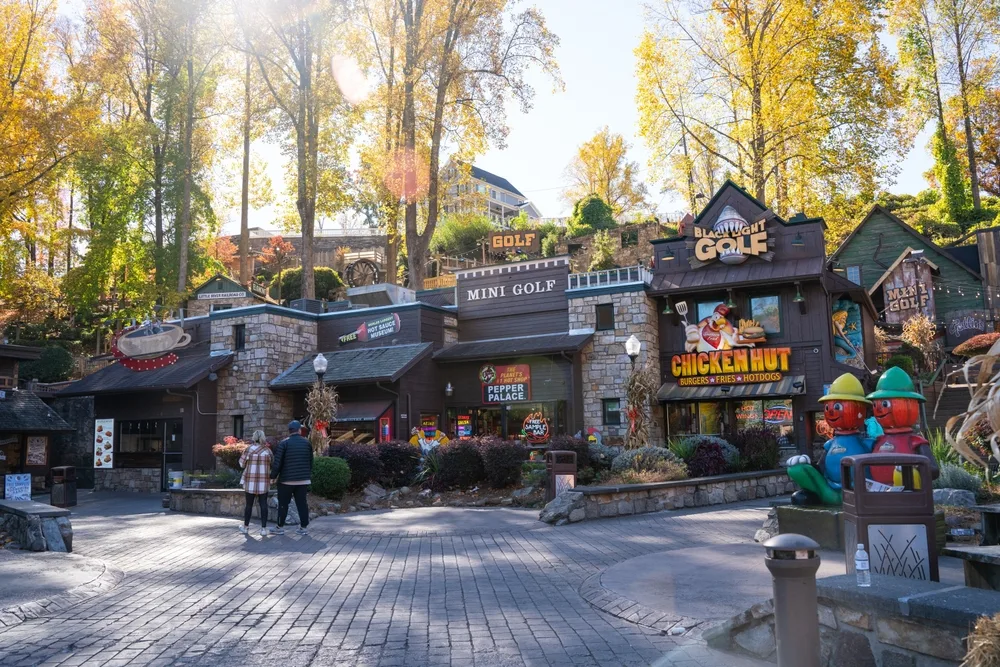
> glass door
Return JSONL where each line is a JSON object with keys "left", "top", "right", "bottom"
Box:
{"left": 475, "top": 408, "right": 503, "bottom": 437}
{"left": 162, "top": 420, "right": 183, "bottom": 491}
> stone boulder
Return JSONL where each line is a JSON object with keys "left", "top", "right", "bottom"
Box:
{"left": 538, "top": 490, "right": 585, "bottom": 525}
{"left": 363, "top": 483, "right": 388, "bottom": 503}
{"left": 267, "top": 496, "right": 300, "bottom": 525}
{"left": 933, "top": 488, "right": 976, "bottom": 507}
{"left": 754, "top": 509, "right": 779, "bottom": 544}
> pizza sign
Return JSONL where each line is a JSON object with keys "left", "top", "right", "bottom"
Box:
{"left": 480, "top": 364, "right": 531, "bottom": 403}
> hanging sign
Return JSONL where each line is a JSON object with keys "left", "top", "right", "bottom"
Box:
{"left": 522, "top": 412, "right": 550, "bottom": 443}
{"left": 480, "top": 364, "right": 531, "bottom": 403}
{"left": 687, "top": 206, "right": 774, "bottom": 268}
{"left": 26, "top": 436, "right": 47, "bottom": 467}
{"left": 457, "top": 414, "right": 472, "bottom": 439}
{"left": 338, "top": 313, "right": 401, "bottom": 345}
{"left": 94, "top": 418, "right": 114, "bottom": 469}
{"left": 671, "top": 347, "right": 792, "bottom": 386}
{"left": 883, "top": 259, "right": 936, "bottom": 325}
{"left": 4, "top": 473, "right": 31, "bottom": 500}
{"left": 946, "top": 310, "right": 990, "bottom": 348}
{"left": 489, "top": 231, "right": 540, "bottom": 254}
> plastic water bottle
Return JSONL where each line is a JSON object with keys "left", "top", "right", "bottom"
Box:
{"left": 855, "top": 543, "right": 871, "bottom": 587}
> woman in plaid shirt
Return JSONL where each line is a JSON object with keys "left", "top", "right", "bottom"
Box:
{"left": 239, "top": 430, "right": 273, "bottom": 537}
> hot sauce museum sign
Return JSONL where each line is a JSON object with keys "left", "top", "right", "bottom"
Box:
{"left": 480, "top": 364, "right": 531, "bottom": 403}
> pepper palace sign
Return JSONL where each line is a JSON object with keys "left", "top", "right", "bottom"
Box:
{"left": 670, "top": 348, "right": 792, "bottom": 386}
{"left": 480, "top": 364, "right": 531, "bottom": 403}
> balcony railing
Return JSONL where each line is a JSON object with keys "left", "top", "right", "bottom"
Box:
{"left": 568, "top": 265, "right": 652, "bottom": 290}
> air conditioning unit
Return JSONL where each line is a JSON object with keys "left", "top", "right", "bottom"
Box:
{"left": 289, "top": 298, "right": 326, "bottom": 314}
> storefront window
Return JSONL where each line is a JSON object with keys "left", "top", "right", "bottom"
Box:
{"left": 735, "top": 401, "right": 763, "bottom": 431}
{"left": 763, "top": 400, "right": 794, "bottom": 446}
{"left": 813, "top": 412, "right": 833, "bottom": 443}
{"left": 697, "top": 300, "right": 725, "bottom": 322}
{"left": 476, "top": 408, "right": 503, "bottom": 437}
{"left": 0, "top": 436, "right": 22, "bottom": 476}
{"left": 698, "top": 402, "right": 726, "bottom": 435}
{"left": 667, "top": 403, "right": 698, "bottom": 436}
{"left": 749, "top": 295, "right": 781, "bottom": 334}
{"left": 119, "top": 421, "right": 164, "bottom": 453}
{"left": 602, "top": 399, "right": 621, "bottom": 426}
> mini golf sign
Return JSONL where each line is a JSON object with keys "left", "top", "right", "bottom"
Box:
{"left": 480, "top": 364, "right": 531, "bottom": 403}
{"left": 670, "top": 347, "right": 792, "bottom": 386}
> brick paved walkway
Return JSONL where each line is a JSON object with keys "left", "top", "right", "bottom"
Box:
{"left": 0, "top": 493, "right": 776, "bottom": 666}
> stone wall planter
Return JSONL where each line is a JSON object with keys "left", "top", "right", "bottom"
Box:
{"left": 539, "top": 470, "right": 794, "bottom": 524}
{"left": 0, "top": 500, "right": 73, "bottom": 552}
{"left": 168, "top": 488, "right": 297, "bottom": 524}
{"left": 704, "top": 574, "right": 1000, "bottom": 665}
{"left": 94, "top": 468, "right": 161, "bottom": 494}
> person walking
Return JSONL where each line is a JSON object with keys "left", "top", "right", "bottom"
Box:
{"left": 239, "top": 430, "right": 272, "bottom": 537}
{"left": 270, "top": 420, "right": 313, "bottom": 535}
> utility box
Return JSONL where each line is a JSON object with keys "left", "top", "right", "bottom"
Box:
{"left": 841, "top": 453, "right": 938, "bottom": 582}
{"left": 545, "top": 450, "right": 577, "bottom": 502}
{"left": 50, "top": 465, "right": 77, "bottom": 508}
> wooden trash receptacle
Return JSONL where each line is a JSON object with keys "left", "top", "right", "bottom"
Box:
{"left": 841, "top": 453, "right": 938, "bottom": 582}
{"left": 544, "top": 450, "right": 577, "bottom": 502}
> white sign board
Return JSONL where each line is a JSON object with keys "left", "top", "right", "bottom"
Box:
{"left": 197, "top": 291, "right": 247, "bottom": 300}
{"left": 26, "top": 436, "right": 47, "bottom": 467}
{"left": 4, "top": 473, "right": 31, "bottom": 500}
{"left": 94, "top": 418, "right": 114, "bottom": 469}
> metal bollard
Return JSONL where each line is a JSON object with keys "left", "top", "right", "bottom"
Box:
{"left": 763, "top": 534, "right": 821, "bottom": 667}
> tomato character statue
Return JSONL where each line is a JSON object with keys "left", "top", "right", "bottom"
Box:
{"left": 866, "top": 366, "right": 939, "bottom": 487}
{"left": 786, "top": 373, "right": 874, "bottom": 505}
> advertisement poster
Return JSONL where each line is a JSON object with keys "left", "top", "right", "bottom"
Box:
{"left": 457, "top": 415, "right": 472, "bottom": 439}
{"left": 339, "top": 313, "right": 402, "bottom": 345}
{"left": 94, "top": 418, "right": 114, "bottom": 469}
{"left": 832, "top": 298, "right": 864, "bottom": 369}
{"left": 421, "top": 414, "right": 439, "bottom": 438}
{"left": 26, "top": 436, "right": 47, "bottom": 467}
{"left": 522, "top": 412, "right": 550, "bottom": 443}
{"left": 4, "top": 473, "right": 31, "bottom": 501}
{"left": 480, "top": 364, "right": 531, "bottom": 403}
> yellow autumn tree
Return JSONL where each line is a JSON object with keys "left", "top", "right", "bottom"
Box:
{"left": 636, "top": 0, "right": 908, "bottom": 233}
{"left": 564, "top": 126, "right": 649, "bottom": 216}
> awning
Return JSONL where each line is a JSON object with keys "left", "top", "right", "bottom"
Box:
{"left": 657, "top": 375, "right": 806, "bottom": 402}
{"left": 58, "top": 351, "right": 233, "bottom": 396}
{"left": 335, "top": 400, "right": 392, "bottom": 422}
{"left": 649, "top": 258, "right": 825, "bottom": 295}
{"left": 433, "top": 332, "right": 593, "bottom": 362}
{"left": 0, "top": 391, "right": 73, "bottom": 433}
{"left": 270, "top": 343, "right": 432, "bottom": 390}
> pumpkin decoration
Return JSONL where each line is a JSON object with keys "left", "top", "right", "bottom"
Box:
{"left": 871, "top": 397, "right": 921, "bottom": 431}
{"left": 866, "top": 366, "right": 938, "bottom": 486}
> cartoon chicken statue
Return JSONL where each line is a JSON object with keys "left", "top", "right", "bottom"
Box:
{"left": 786, "top": 373, "right": 874, "bottom": 505}
{"left": 685, "top": 304, "right": 756, "bottom": 352}
{"left": 866, "top": 366, "right": 939, "bottom": 488}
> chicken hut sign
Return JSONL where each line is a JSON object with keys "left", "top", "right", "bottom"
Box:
{"left": 671, "top": 304, "right": 791, "bottom": 386}
{"left": 687, "top": 206, "right": 775, "bottom": 268}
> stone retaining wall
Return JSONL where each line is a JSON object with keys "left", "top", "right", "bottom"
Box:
{"left": 705, "top": 574, "right": 999, "bottom": 665}
{"left": 540, "top": 470, "right": 793, "bottom": 524}
{"left": 93, "top": 468, "right": 161, "bottom": 494}
{"left": 0, "top": 501, "right": 73, "bottom": 552}
{"left": 169, "top": 489, "right": 296, "bottom": 524}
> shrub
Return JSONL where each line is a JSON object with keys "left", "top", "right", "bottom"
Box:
{"left": 732, "top": 424, "right": 781, "bottom": 472}
{"left": 934, "top": 463, "right": 982, "bottom": 493}
{"left": 270, "top": 266, "right": 344, "bottom": 302}
{"left": 212, "top": 436, "right": 248, "bottom": 470}
{"left": 548, "top": 434, "right": 591, "bottom": 468}
{"left": 687, "top": 442, "right": 729, "bottom": 478}
{"left": 478, "top": 438, "right": 528, "bottom": 488}
{"left": 612, "top": 460, "right": 689, "bottom": 484}
{"left": 610, "top": 446, "right": 678, "bottom": 473}
{"left": 434, "top": 440, "right": 486, "bottom": 490}
{"left": 327, "top": 442, "right": 383, "bottom": 490}
{"left": 567, "top": 193, "right": 616, "bottom": 237}
{"left": 312, "top": 457, "right": 351, "bottom": 499}
{"left": 588, "top": 442, "right": 622, "bottom": 470}
{"left": 667, "top": 437, "right": 697, "bottom": 461}
{"left": 954, "top": 332, "right": 1000, "bottom": 357}
{"left": 927, "top": 429, "right": 960, "bottom": 467}
{"left": 678, "top": 435, "right": 739, "bottom": 467}
{"left": 376, "top": 440, "right": 421, "bottom": 488}
{"left": 19, "top": 345, "right": 74, "bottom": 383}
{"left": 885, "top": 354, "right": 915, "bottom": 376}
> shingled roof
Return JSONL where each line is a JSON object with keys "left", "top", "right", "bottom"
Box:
{"left": 433, "top": 332, "right": 593, "bottom": 362}
{"left": 0, "top": 391, "right": 73, "bottom": 433}
{"left": 58, "top": 351, "right": 233, "bottom": 396}
{"left": 270, "top": 343, "right": 433, "bottom": 390}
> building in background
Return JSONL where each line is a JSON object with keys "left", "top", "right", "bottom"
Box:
{"left": 443, "top": 162, "right": 541, "bottom": 225}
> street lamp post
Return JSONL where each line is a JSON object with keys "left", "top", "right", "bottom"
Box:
{"left": 313, "top": 353, "right": 328, "bottom": 384}
{"left": 625, "top": 335, "right": 641, "bottom": 371}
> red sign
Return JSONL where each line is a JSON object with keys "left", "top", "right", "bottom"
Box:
{"left": 480, "top": 364, "right": 531, "bottom": 403}
{"left": 522, "top": 412, "right": 549, "bottom": 443}
{"left": 671, "top": 347, "right": 791, "bottom": 386}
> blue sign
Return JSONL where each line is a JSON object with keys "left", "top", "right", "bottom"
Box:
{"left": 4, "top": 473, "right": 30, "bottom": 501}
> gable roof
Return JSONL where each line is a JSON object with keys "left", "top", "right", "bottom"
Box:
{"left": 192, "top": 273, "right": 247, "bottom": 295}
{"left": 0, "top": 344, "right": 42, "bottom": 362}
{"left": 830, "top": 204, "right": 983, "bottom": 282}
{"left": 0, "top": 391, "right": 73, "bottom": 433}
{"left": 690, "top": 179, "right": 772, "bottom": 228}
{"left": 867, "top": 248, "right": 940, "bottom": 295}
{"left": 470, "top": 165, "right": 526, "bottom": 198}
{"left": 58, "top": 349, "right": 233, "bottom": 396}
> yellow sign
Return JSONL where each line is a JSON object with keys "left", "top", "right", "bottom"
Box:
{"left": 670, "top": 347, "right": 792, "bottom": 386}
{"left": 489, "top": 231, "right": 539, "bottom": 253}
{"left": 693, "top": 220, "right": 769, "bottom": 263}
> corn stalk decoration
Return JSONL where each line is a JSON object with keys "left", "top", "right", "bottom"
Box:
{"left": 624, "top": 362, "right": 658, "bottom": 450}
{"left": 306, "top": 379, "right": 339, "bottom": 455}
{"left": 941, "top": 337, "right": 1000, "bottom": 469}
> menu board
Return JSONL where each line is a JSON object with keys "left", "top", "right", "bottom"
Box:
{"left": 26, "top": 436, "right": 47, "bottom": 467}
{"left": 4, "top": 473, "right": 31, "bottom": 501}
{"left": 94, "top": 418, "right": 114, "bottom": 469}
{"left": 456, "top": 414, "right": 472, "bottom": 439}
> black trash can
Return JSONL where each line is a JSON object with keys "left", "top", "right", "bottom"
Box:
{"left": 51, "top": 466, "right": 77, "bottom": 508}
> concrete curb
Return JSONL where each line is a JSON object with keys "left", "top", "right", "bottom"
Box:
{"left": 0, "top": 557, "right": 125, "bottom": 629}
{"left": 578, "top": 570, "right": 703, "bottom": 636}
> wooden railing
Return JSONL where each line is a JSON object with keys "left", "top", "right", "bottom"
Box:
{"left": 568, "top": 265, "right": 653, "bottom": 290}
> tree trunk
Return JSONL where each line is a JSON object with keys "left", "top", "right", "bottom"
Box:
{"left": 294, "top": 21, "right": 316, "bottom": 301}
{"left": 176, "top": 51, "right": 196, "bottom": 293}
{"left": 922, "top": 6, "right": 946, "bottom": 129}
{"left": 953, "top": 20, "right": 981, "bottom": 209}
{"left": 152, "top": 145, "right": 164, "bottom": 283}
{"left": 401, "top": 0, "right": 421, "bottom": 290}
{"left": 239, "top": 52, "right": 251, "bottom": 285}
{"left": 66, "top": 182, "right": 73, "bottom": 272}
{"left": 751, "top": 81, "right": 766, "bottom": 201}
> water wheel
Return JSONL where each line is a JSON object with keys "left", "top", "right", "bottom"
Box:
{"left": 345, "top": 258, "right": 381, "bottom": 287}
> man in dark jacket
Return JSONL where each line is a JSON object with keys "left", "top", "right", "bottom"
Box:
{"left": 270, "top": 420, "right": 314, "bottom": 535}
